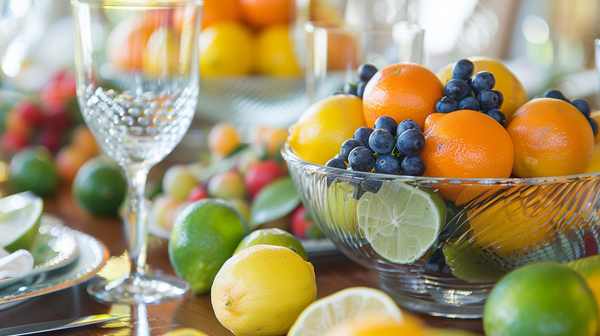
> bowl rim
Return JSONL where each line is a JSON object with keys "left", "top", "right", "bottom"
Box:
{"left": 282, "top": 142, "right": 600, "bottom": 186}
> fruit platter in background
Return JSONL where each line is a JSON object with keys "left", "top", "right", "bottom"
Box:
{"left": 284, "top": 55, "right": 600, "bottom": 318}
{"left": 148, "top": 121, "right": 336, "bottom": 255}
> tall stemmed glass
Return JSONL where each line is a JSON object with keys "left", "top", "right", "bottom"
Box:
{"left": 71, "top": 0, "right": 202, "bottom": 304}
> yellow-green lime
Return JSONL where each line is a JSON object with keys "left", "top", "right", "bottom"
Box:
{"left": 356, "top": 181, "right": 446, "bottom": 264}
{"left": 168, "top": 199, "right": 249, "bottom": 293}
{"left": 233, "top": 228, "right": 308, "bottom": 261}
{"left": 9, "top": 146, "right": 59, "bottom": 196}
{"left": 0, "top": 192, "right": 43, "bottom": 252}
{"left": 73, "top": 157, "right": 127, "bottom": 216}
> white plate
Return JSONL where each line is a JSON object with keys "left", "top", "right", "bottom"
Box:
{"left": 0, "top": 216, "right": 78, "bottom": 290}
{"left": 0, "top": 216, "right": 109, "bottom": 310}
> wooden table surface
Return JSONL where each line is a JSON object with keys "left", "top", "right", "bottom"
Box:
{"left": 0, "top": 187, "right": 485, "bottom": 336}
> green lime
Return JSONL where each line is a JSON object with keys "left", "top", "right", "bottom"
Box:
{"left": 0, "top": 191, "right": 43, "bottom": 252}
{"left": 72, "top": 157, "right": 127, "bottom": 216}
{"left": 484, "top": 262, "right": 598, "bottom": 336}
{"left": 356, "top": 181, "right": 446, "bottom": 264}
{"left": 234, "top": 228, "right": 308, "bottom": 261}
{"left": 10, "top": 146, "right": 59, "bottom": 196}
{"left": 168, "top": 199, "right": 249, "bottom": 293}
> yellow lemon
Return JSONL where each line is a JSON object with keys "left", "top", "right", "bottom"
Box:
{"left": 199, "top": 21, "right": 254, "bottom": 76}
{"left": 255, "top": 24, "right": 301, "bottom": 76}
{"left": 288, "top": 94, "right": 366, "bottom": 165}
{"left": 144, "top": 27, "right": 180, "bottom": 76}
{"left": 163, "top": 328, "right": 210, "bottom": 336}
{"left": 211, "top": 244, "right": 317, "bottom": 336}
{"left": 437, "top": 57, "right": 528, "bottom": 124}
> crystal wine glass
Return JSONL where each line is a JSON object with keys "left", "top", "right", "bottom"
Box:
{"left": 71, "top": 0, "right": 202, "bottom": 304}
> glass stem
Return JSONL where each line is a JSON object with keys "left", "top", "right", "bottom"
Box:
{"left": 123, "top": 162, "right": 151, "bottom": 277}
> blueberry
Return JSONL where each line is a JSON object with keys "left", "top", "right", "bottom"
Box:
{"left": 326, "top": 158, "right": 347, "bottom": 169}
{"left": 345, "top": 83, "right": 358, "bottom": 96}
{"left": 348, "top": 147, "right": 375, "bottom": 172}
{"left": 357, "top": 81, "right": 368, "bottom": 99}
{"left": 396, "top": 119, "right": 421, "bottom": 137}
{"left": 485, "top": 108, "right": 506, "bottom": 126}
{"left": 340, "top": 139, "right": 364, "bottom": 162}
{"left": 358, "top": 63, "right": 378, "bottom": 82}
{"left": 369, "top": 129, "right": 395, "bottom": 154}
{"left": 492, "top": 90, "right": 504, "bottom": 108}
{"left": 452, "top": 59, "right": 475, "bottom": 80}
{"left": 374, "top": 116, "right": 398, "bottom": 134}
{"left": 354, "top": 126, "right": 374, "bottom": 151}
{"left": 444, "top": 79, "right": 470, "bottom": 101}
{"left": 589, "top": 118, "right": 599, "bottom": 137}
{"left": 544, "top": 89, "right": 570, "bottom": 103}
{"left": 477, "top": 91, "right": 499, "bottom": 109}
{"left": 458, "top": 96, "right": 481, "bottom": 111}
{"left": 572, "top": 99, "right": 591, "bottom": 118}
{"left": 397, "top": 129, "right": 425, "bottom": 156}
{"left": 374, "top": 154, "right": 401, "bottom": 175}
{"left": 401, "top": 155, "right": 426, "bottom": 176}
{"left": 471, "top": 71, "right": 496, "bottom": 92}
{"left": 435, "top": 96, "right": 458, "bottom": 114}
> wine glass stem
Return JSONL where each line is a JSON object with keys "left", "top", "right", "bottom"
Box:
{"left": 123, "top": 163, "right": 152, "bottom": 277}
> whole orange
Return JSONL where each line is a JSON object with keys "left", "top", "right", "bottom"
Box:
{"left": 239, "top": 0, "right": 291, "bottom": 28}
{"left": 362, "top": 63, "right": 443, "bottom": 129}
{"left": 106, "top": 18, "right": 152, "bottom": 69}
{"left": 196, "top": 0, "right": 241, "bottom": 30}
{"left": 507, "top": 98, "right": 594, "bottom": 178}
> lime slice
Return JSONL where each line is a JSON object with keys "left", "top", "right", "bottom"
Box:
{"left": 287, "top": 287, "right": 402, "bottom": 336}
{"left": 357, "top": 181, "right": 446, "bottom": 264}
{"left": 0, "top": 192, "right": 43, "bottom": 252}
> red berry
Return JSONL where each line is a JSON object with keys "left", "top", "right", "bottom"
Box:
{"left": 291, "top": 205, "right": 312, "bottom": 239}
{"left": 1, "top": 132, "right": 29, "bottom": 153}
{"left": 187, "top": 186, "right": 209, "bottom": 202}
{"left": 36, "top": 128, "right": 63, "bottom": 153}
{"left": 244, "top": 160, "right": 284, "bottom": 197}
{"left": 43, "top": 103, "right": 71, "bottom": 130}
{"left": 15, "top": 101, "right": 45, "bottom": 127}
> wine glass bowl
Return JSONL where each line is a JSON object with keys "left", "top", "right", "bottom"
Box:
{"left": 71, "top": 0, "right": 202, "bottom": 304}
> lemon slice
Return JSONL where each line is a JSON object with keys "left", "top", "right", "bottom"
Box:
{"left": 0, "top": 192, "right": 43, "bottom": 252}
{"left": 287, "top": 287, "right": 402, "bottom": 336}
{"left": 163, "top": 328, "right": 209, "bottom": 336}
{"left": 357, "top": 181, "right": 446, "bottom": 264}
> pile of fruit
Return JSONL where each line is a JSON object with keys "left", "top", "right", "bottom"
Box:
{"left": 150, "top": 122, "right": 323, "bottom": 240}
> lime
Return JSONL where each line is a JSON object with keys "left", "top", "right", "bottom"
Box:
{"left": 356, "top": 181, "right": 446, "bottom": 264}
{"left": 483, "top": 262, "right": 598, "bottom": 336}
{"left": 73, "top": 157, "right": 127, "bottom": 216}
{"left": 0, "top": 192, "right": 43, "bottom": 252}
{"left": 234, "top": 228, "right": 308, "bottom": 261}
{"left": 10, "top": 146, "right": 59, "bottom": 196}
{"left": 168, "top": 199, "right": 249, "bottom": 293}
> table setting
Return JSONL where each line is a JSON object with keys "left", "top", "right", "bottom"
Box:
{"left": 2, "top": 0, "right": 600, "bottom": 335}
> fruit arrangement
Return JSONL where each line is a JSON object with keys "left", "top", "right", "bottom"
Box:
{"left": 151, "top": 122, "right": 323, "bottom": 240}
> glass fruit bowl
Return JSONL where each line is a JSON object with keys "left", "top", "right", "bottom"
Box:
{"left": 282, "top": 143, "right": 600, "bottom": 318}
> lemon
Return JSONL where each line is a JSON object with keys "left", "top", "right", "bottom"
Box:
{"left": 163, "top": 328, "right": 209, "bottom": 336}
{"left": 288, "top": 95, "right": 366, "bottom": 165}
{"left": 567, "top": 255, "right": 600, "bottom": 323}
{"left": 233, "top": 228, "right": 308, "bottom": 261}
{"left": 288, "top": 287, "right": 403, "bottom": 336}
{"left": 356, "top": 181, "right": 446, "bottom": 264}
{"left": 437, "top": 57, "right": 528, "bottom": 124}
{"left": 255, "top": 24, "right": 300, "bottom": 76}
{"left": 168, "top": 199, "right": 249, "bottom": 293}
{"left": 144, "top": 27, "right": 180, "bottom": 76}
{"left": 211, "top": 244, "right": 317, "bottom": 336}
{"left": 199, "top": 21, "right": 254, "bottom": 76}
{"left": 0, "top": 192, "right": 42, "bottom": 252}
{"left": 326, "top": 180, "right": 362, "bottom": 239}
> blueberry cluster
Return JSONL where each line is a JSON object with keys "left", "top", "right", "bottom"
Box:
{"left": 325, "top": 116, "right": 427, "bottom": 176}
{"left": 334, "top": 63, "right": 379, "bottom": 99}
{"left": 435, "top": 59, "right": 506, "bottom": 126}
{"left": 543, "top": 89, "right": 599, "bottom": 137}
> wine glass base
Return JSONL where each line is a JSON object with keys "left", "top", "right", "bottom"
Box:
{"left": 87, "top": 273, "right": 189, "bottom": 304}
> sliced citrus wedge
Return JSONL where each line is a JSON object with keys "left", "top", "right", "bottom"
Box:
{"left": 0, "top": 192, "right": 43, "bottom": 252}
{"left": 356, "top": 181, "right": 446, "bottom": 264}
{"left": 287, "top": 287, "right": 402, "bottom": 336}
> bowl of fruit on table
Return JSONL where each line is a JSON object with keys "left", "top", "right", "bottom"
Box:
{"left": 283, "top": 57, "right": 600, "bottom": 318}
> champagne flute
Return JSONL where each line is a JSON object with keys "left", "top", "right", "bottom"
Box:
{"left": 71, "top": 0, "right": 202, "bottom": 304}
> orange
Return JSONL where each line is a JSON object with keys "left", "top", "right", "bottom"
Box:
{"left": 437, "top": 57, "right": 528, "bottom": 124}
{"left": 239, "top": 0, "right": 291, "bottom": 28}
{"left": 422, "top": 110, "right": 514, "bottom": 179}
{"left": 198, "top": 0, "right": 241, "bottom": 30}
{"left": 55, "top": 146, "right": 90, "bottom": 184}
{"left": 70, "top": 125, "right": 98, "bottom": 159}
{"left": 584, "top": 143, "right": 600, "bottom": 174}
{"left": 362, "top": 63, "right": 443, "bottom": 129}
{"left": 106, "top": 17, "right": 152, "bottom": 69}
{"left": 324, "top": 312, "right": 429, "bottom": 336}
{"left": 507, "top": 98, "right": 594, "bottom": 178}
